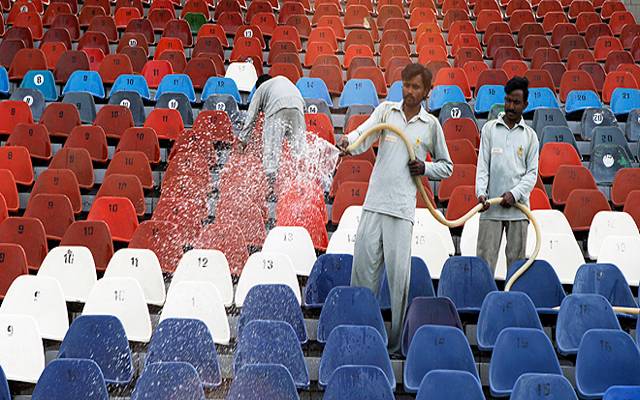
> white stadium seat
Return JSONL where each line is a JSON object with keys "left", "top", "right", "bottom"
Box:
{"left": 411, "top": 230, "right": 450, "bottom": 279}
{"left": 170, "top": 249, "right": 234, "bottom": 307}
{"left": 0, "top": 275, "right": 68, "bottom": 341}
{"left": 414, "top": 208, "right": 455, "bottom": 256}
{"left": 587, "top": 211, "right": 640, "bottom": 260}
{"left": 459, "top": 214, "right": 509, "bottom": 280}
{"left": 160, "top": 281, "right": 231, "bottom": 345}
{"left": 262, "top": 226, "right": 317, "bottom": 276}
{"left": 82, "top": 277, "right": 152, "bottom": 343}
{"left": 0, "top": 314, "right": 44, "bottom": 383}
{"left": 336, "top": 205, "right": 362, "bottom": 232}
{"left": 597, "top": 235, "right": 640, "bottom": 286}
{"left": 37, "top": 246, "right": 97, "bottom": 303}
{"left": 225, "top": 62, "right": 258, "bottom": 91}
{"left": 235, "top": 251, "right": 301, "bottom": 306}
{"left": 326, "top": 228, "right": 357, "bottom": 255}
{"left": 525, "top": 210, "right": 573, "bottom": 256}
{"left": 104, "top": 249, "right": 166, "bottom": 306}
{"left": 536, "top": 233, "right": 585, "bottom": 284}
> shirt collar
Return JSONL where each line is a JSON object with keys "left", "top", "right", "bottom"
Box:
{"left": 496, "top": 112, "right": 527, "bottom": 130}
{"left": 391, "top": 100, "right": 430, "bottom": 123}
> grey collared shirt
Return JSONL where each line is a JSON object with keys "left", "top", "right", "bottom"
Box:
{"left": 476, "top": 112, "right": 540, "bottom": 220}
{"left": 346, "top": 101, "right": 453, "bottom": 223}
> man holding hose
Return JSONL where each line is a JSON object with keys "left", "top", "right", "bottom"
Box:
{"left": 337, "top": 63, "right": 453, "bottom": 353}
{"left": 476, "top": 77, "right": 539, "bottom": 275}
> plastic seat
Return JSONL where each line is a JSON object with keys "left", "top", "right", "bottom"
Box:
{"left": 234, "top": 320, "right": 309, "bottom": 388}
{"left": 0, "top": 314, "right": 44, "bottom": 383}
{"left": 573, "top": 263, "right": 637, "bottom": 310}
{"left": 303, "top": 254, "right": 353, "bottom": 308}
{"left": 202, "top": 76, "right": 241, "bottom": 103}
{"left": 404, "top": 325, "right": 477, "bottom": 393}
{"left": 595, "top": 36, "right": 624, "bottom": 61}
{"left": 6, "top": 123, "right": 50, "bottom": 161}
{"left": 0, "top": 243, "right": 27, "bottom": 299}
{"left": 32, "top": 359, "right": 108, "bottom": 400}
{"left": 39, "top": 103, "right": 80, "bottom": 138}
{"left": 590, "top": 144, "right": 633, "bottom": 185}
{"left": 551, "top": 165, "right": 597, "bottom": 206}
{"left": 602, "top": 71, "right": 638, "bottom": 103}
{"left": 477, "top": 291, "right": 543, "bottom": 351}
{"left": 61, "top": 93, "right": 96, "bottom": 125}
{"left": 37, "top": 246, "right": 95, "bottom": 305}
{"left": 511, "top": 374, "right": 578, "bottom": 400}
{"left": 597, "top": 235, "right": 640, "bottom": 286}
{"left": 428, "top": 85, "right": 466, "bottom": 111}
{"left": 98, "top": 54, "right": 134, "bottom": 85}
{"left": 29, "top": 168, "right": 81, "bottom": 214}
{"left": 103, "top": 248, "right": 165, "bottom": 306}
{"left": 576, "top": 330, "right": 640, "bottom": 398}
{"left": 580, "top": 107, "right": 618, "bottom": 140}
{"left": 611, "top": 87, "right": 640, "bottom": 116}
{"left": 24, "top": 194, "right": 74, "bottom": 240}
{"left": 9, "top": 49, "right": 48, "bottom": 83}
{"left": 131, "top": 362, "right": 205, "bottom": 399}
{"left": 338, "top": 79, "right": 379, "bottom": 108}
{"left": 228, "top": 364, "right": 299, "bottom": 400}
{"left": 540, "top": 126, "right": 579, "bottom": 157}
{"left": 591, "top": 126, "right": 634, "bottom": 159}
{"left": 416, "top": 370, "right": 484, "bottom": 400}
{"left": 437, "top": 256, "right": 498, "bottom": 313}
{"left": 154, "top": 73, "right": 196, "bottom": 102}
{"left": 474, "top": 84, "right": 505, "bottom": 115}
{"left": 400, "top": 296, "right": 462, "bottom": 356}
{"left": 538, "top": 143, "right": 582, "bottom": 179}
{"left": 169, "top": 250, "right": 233, "bottom": 307}
{"left": 261, "top": 226, "right": 317, "bottom": 276}
{"left": 0, "top": 100, "right": 33, "bottom": 136}
{"left": 604, "top": 386, "right": 640, "bottom": 400}
{"left": 611, "top": 168, "right": 640, "bottom": 206}
{"left": 296, "top": 77, "right": 333, "bottom": 106}
{"left": 61, "top": 70, "right": 105, "bottom": 99}
{"left": 234, "top": 251, "right": 300, "bottom": 305}
{"left": 502, "top": 259, "right": 565, "bottom": 314}
{"left": 86, "top": 196, "right": 139, "bottom": 242}
{"left": 63, "top": 127, "right": 107, "bottom": 164}
{"left": 141, "top": 59, "right": 173, "bottom": 89}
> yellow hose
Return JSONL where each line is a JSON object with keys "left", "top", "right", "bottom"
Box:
{"left": 345, "top": 123, "right": 541, "bottom": 291}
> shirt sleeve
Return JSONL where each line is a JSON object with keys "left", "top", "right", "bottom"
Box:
{"left": 424, "top": 118, "right": 453, "bottom": 180}
{"left": 510, "top": 129, "right": 540, "bottom": 203}
{"left": 345, "top": 103, "right": 387, "bottom": 155}
{"left": 238, "top": 86, "right": 263, "bottom": 143}
{"left": 475, "top": 122, "right": 492, "bottom": 199}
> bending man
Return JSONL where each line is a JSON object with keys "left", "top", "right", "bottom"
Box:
{"left": 337, "top": 64, "right": 453, "bottom": 353}
{"left": 239, "top": 74, "right": 307, "bottom": 175}
{"left": 476, "top": 76, "right": 539, "bottom": 274}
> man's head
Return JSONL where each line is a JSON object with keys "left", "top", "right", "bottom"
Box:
{"left": 401, "top": 64, "right": 432, "bottom": 108}
{"left": 255, "top": 74, "right": 273, "bottom": 89}
{"left": 504, "top": 76, "right": 529, "bottom": 123}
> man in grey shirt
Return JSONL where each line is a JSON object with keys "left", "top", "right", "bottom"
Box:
{"left": 476, "top": 77, "right": 539, "bottom": 274}
{"left": 337, "top": 64, "right": 453, "bottom": 353}
{"left": 239, "top": 74, "right": 307, "bottom": 175}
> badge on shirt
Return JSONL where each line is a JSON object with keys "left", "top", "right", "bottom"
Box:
{"left": 491, "top": 147, "right": 504, "bottom": 155}
{"left": 385, "top": 135, "right": 397, "bottom": 142}
{"left": 517, "top": 145, "right": 524, "bottom": 158}
{"left": 415, "top": 138, "right": 421, "bottom": 146}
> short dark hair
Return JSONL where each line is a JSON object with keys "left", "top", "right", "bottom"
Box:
{"left": 401, "top": 63, "right": 432, "bottom": 89}
{"left": 255, "top": 74, "right": 273, "bottom": 89}
{"left": 505, "top": 76, "right": 529, "bottom": 101}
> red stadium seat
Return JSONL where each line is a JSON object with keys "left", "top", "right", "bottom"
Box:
{"left": 60, "top": 221, "right": 113, "bottom": 271}
{"left": 551, "top": 23, "right": 579, "bottom": 47}
{"left": 623, "top": 191, "right": 640, "bottom": 229}
{"left": 87, "top": 196, "right": 139, "bottom": 242}
{"left": 0, "top": 217, "right": 47, "bottom": 270}
{"left": 197, "top": 23, "right": 229, "bottom": 47}
{"left": 611, "top": 168, "right": 640, "bottom": 207}
{"left": 144, "top": 108, "right": 184, "bottom": 140}
{"left": 443, "top": 9, "right": 470, "bottom": 31}
{"left": 476, "top": 9, "right": 502, "bottom": 32}
{"left": 539, "top": 142, "right": 582, "bottom": 179}
{"left": 54, "top": 50, "right": 90, "bottom": 83}
{"left": 0, "top": 146, "right": 33, "bottom": 186}
{"left": 194, "top": 223, "right": 248, "bottom": 275}
{"left": 30, "top": 168, "right": 81, "bottom": 213}
{"left": 129, "top": 220, "right": 184, "bottom": 272}
{"left": 88, "top": 15, "right": 118, "bottom": 43}
{"left": 191, "top": 110, "right": 234, "bottom": 143}
{"left": 530, "top": 187, "right": 551, "bottom": 210}
{"left": 445, "top": 185, "right": 476, "bottom": 220}
{"left": 541, "top": 62, "right": 567, "bottom": 89}
{"left": 462, "top": 61, "right": 489, "bottom": 89}
{"left": 531, "top": 48, "right": 561, "bottom": 70}
{"left": 438, "top": 164, "right": 476, "bottom": 202}
{"left": 6, "top": 123, "right": 51, "bottom": 161}
{"left": 250, "top": 12, "right": 277, "bottom": 36}
{"left": 524, "top": 69, "right": 556, "bottom": 92}
{"left": 105, "top": 151, "right": 153, "bottom": 190}
{"left": 418, "top": 45, "right": 448, "bottom": 65}
{"left": 502, "top": 60, "right": 529, "bottom": 79}
{"left": 116, "top": 127, "right": 160, "bottom": 164}
{"left": 65, "top": 126, "right": 108, "bottom": 163}
{"left": 94, "top": 105, "right": 134, "bottom": 139}
{"left": 155, "top": 37, "right": 184, "bottom": 59}
{"left": 509, "top": 9, "right": 536, "bottom": 32}
{"left": 448, "top": 21, "right": 475, "bottom": 46}
{"left": 97, "top": 174, "right": 146, "bottom": 216}
{"left": 115, "top": 7, "right": 142, "bottom": 29}
{"left": 331, "top": 181, "right": 368, "bottom": 224}
{"left": 487, "top": 33, "right": 516, "bottom": 59}
{"left": 305, "top": 113, "right": 335, "bottom": 144}
{"left": 78, "top": 5, "right": 106, "bottom": 27}
{"left": 443, "top": 118, "right": 480, "bottom": 148}
{"left": 603, "top": 71, "right": 638, "bottom": 103}
{"left": 559, "top": 71, "right": 597, "bottom": 102}
{"left": 564, "top": 189, "right": 611, "bottom": 231}
{"left": 24, "top": 193, "right": 75, "bottom": 240}
{"left": 157, "top": 50, "right": 186, "bottom": 73}
{"left": 0, "top": 244, "right": 28, "bottom": 298}
{"left": 517, "top": 22, "right": 545, "bottom": 47}
{"left": 125, "top": 19, "right": 155, "bottom": 44}
{"left": 329, "top": 159, "right": 373, "bottom": 198}
{"left": 559, "top": 35, "right": 588, "bottom": 61}
{"left": 98, "top": 54, "right": 134, "bottom": 84}
{"left": 434, "top": 67, "right": 472, "bottom": 98}
{"left": 0, "top": 170, "right": 18, "bottom": 212}
{"left": 567, "top": 49, "right": 596, "bottom": 71}
{"left": 0, "top": 101, "right": 33, "bottom": 136}
{"left": 8, "top": 49, "right": 47, "bottom": 81}
{"left": 446, "top": 139, "right": 477, "bottom": 165}
{"left": 216, "top": 195, "right": 265, "bottom": 247}
{"left": 49, "top": 148, "right": 95, "bottom": 189}
{"left": 40, "top": 42, "right": 67, "bottom": 70}
{"left": 594, "top": 36, "right": 624, "bottom": 61}
{"left": 551, "top": 165, "right": 598, "bottom": 205}
{"left": 577, "top": 62, "right": 606, "bottom": 93}
{"left": 483, "top": 21, "right": 511, "bottom": 46}
{"left": 476, "top": 69, "right": 509, "bottom": 88}
{"left": 604, "top": 50, "right": 634, "bottom": 73}
{"left": 602, "top": 0, "right": 627, "bottom": 19}
{"left": 118, "top": 46, "right": 147, "bottom": 73}
{"left": 542, "top": 11, "right": 568, "bottom": 33}
{"left": 454, "top": 47, "right": 483, "bottom": 68}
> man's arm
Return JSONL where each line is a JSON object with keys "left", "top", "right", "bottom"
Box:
{"left": 238, "top": 86, "right": 264, "bottom": 144}
{"left": 510, "top": 130, "right": 540, "bottom": 203}
{"left": 339, "top": 103, "right": 387, "bottom": 155}
{"left": 475, "top": 123, "right": 491, "bottom": 199}
{"left": 423, "top": 119, "right": 453, "bottom": 180}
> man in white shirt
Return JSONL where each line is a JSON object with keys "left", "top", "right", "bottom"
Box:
{"left": 476, "top": 77, "right": 539, "bottom": 274}
{"left": 239, "top": 74, "right": 307, "bottom": 175}
{"left": 337, "top": 64, "right": 453, "bottom": 353}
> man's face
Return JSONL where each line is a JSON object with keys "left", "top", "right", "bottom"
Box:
{"left": 504, "top": 89, "right": 527, "bottom": 121}
{"left": 402, "top": 74, "right": 429, "bottom": 108}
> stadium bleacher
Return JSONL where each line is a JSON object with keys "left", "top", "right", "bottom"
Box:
{"left": 0, "top": 0, "right": 639, "bottom": 397}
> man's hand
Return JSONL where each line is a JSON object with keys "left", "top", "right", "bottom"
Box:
{"left": 500, "top": 192, "right": 516, "bottom": 208}
{"left": 478, "top": 195, "right": 490, "bottom": 212}
{"left": 408, "top": 159, "right": 425, "bottom": 176}
{"left": 337, "top": 136, "right": 351, "bottom": 156}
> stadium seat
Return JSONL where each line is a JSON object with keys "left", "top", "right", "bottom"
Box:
{"left": 296, "top": 77, "right": 333, "bottom": 106}
{"left": 401, "top": 296, "right": 462, "bottom": 356}
{"left": 234, "top": 320, "right": 309, "bottom": 388}
{"left": 602, "top": 72, "right": 638, "bottom": 104}
{"left": 40, "top": 102, "right": 80, "bottom": 138}
{"left": 9, "top": 88, "right": 43, "bottom": 122}
{"left": 6, "top": 123, "right": 51, "bottom": 161}
{"left": 62, "top": 70, "right": 105, "bottom": 99}
{"left": 573, "top": 263, "right": 637, "bottom": 311}
{"left": 437, "top": 256, "right": 498, "bottom": 312}
{"left": 0, "top": 243, "right": 27, "bottom": 299}
{"left": 155, "top": 73, "right": 196, "bottom": 102}
{"left": 30, "top": 168, "right": 81, "bottom": 214}
{"left": 0, "top": 216, "right": 48, "bottom": 270}
{"left": 304, "top": 254, "right": 353, "bottom": 308}
{"left": 590, "top": 144, "right": 633, "bottom": 185}
{"left": 32, "top": 359, "right": 108, "bottom": 400}
{"left": 37, "top": 246, "right": 96, "bottom": 304}
{"left": 474, "top": 85, "right": 505, "bottom": 114}
{"left": 103, "top": 248, "right": 165, "bottom": 306}
{"left": 228, "top": 364, "right": 299, "bottom": 400}
{"left": 477, "top": 291, "right": 543, "bottom": 351}
{"left": 591, "top": 126, "right": 634, "bottom": 159}
{"left": 377, "top": 256, "right": 435, "bottom": 311}
{"left": 416, "top": 370, "right": 484, "bottom": 400}
{"left": 551, "top": 165, "right": 597, "bottom": 207}
{"left": 576, "top": 330, "right": 640, "bottom": 398}
{"left": 0, "top": 100, "right": 33, "bottom": 136}
{"left": 169, "top": 252, "right": 228, "bottom": 305}
{"left": 324, "top": 366, "right": 394, "bottom": 400}
{"left": 339, "top": 79, "right": 379, "bottom": 108}
{"left": 131, "top": 362, "right": 205, "bottom": 400}
{"left": 539, "top": 143, "right": 582, "bottom": 179}
{"left": 144, "top": 108, "right": 185, "bottom": 140}
{"left": 505, "top": 259, "right": 565, "bottom": 313}
{"left": 24, "top": 193, "right": 75, "bottom": 240}
{"left": 524, "top": 87, "right": 559, "bottom": 114}
{"left": 64, "top": 126, "right": 107, "bottom": 163}
{"left": 428, "top": 85, "right": 466, "bottom": 111}
{"left": 581, "top": 107, "right": 618, "bottom": 140}
{"left": 86, "top": 197, "right": 139, "bottom": 242}
{"left": 597, "top": 235, "right": 640, "bottom": 285}
{"left": 540, "top": 126, "right": 579, "bottom": 157}
{"left": 0, "top": 314, "right": 44, "bottom": 383}
{"left": 511, "top": 374, "right": 578, "bottom": 400}
{"left": 605, "top": 386, "right": 640, "bottom": 400}
{"left": 535, "top": 232, "right": 586, "bottom": 283}
{"left": 611, "top": 88, "right": 640, "bottom": 115}
{"left": 19, "top": 70, "right": 57, "bottom": 101}
{"left": 62, "top": 92, "right": 96, "bottom": 124}
{"left": 111, "top": 74, "right": 151, "bottom": 100}
{"left": 59, "top": 222, "right": 113, "bottom": 272}
{"left": 595, "top": 36, "right": 624, "bottom": 61}
{"left": 234, "top": 252, "right": 301, "bottom": 306}
{"left": 262, "top": 226, "right": 317, "bottom": 276}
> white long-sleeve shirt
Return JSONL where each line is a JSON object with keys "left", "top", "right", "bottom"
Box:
{"left": 238, "top": 76, "right": 305, "bottom": 142}
{"left": 346, "top": 101, "right": 453, "bottom": 223}
{"left": 475, "top": 113, "right": 540, "bottom": 221}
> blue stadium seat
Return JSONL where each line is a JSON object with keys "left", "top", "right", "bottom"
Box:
{"left": 317, "top": 286, "right": 387, "bottom": 344}
{"left": 32, "top": 359, "right": 108, "bottom": 400}
{"left": 556, "top": 294, "right": 621, "bottom": 356}
{"left": 510, "top": 373, "right": 577, "bottom": 400}
{"left": 0, "top": 67, "right": 9, "bottom": 95}
{"left": 524, "top": 87, "right": 559, "bottom": 114}
{"left": 296, "top": 77, "right": 333, "bottom": 106}
{"left": 238, "top": 284, "right": 308, "bottom": 343}
{"left": 234, "top": 320, "right": 309, "bottom": 388}
{"left": 62, "top": 70, "right": 105, "bottom": 99}
{"left": 604, "top": 386, "right": 640, "bottom": 400}
{"left": 611, "top": 88, "right": 640, "bottom": 116}
{"left": 202, "top": 77, "right": 242, "bottom": 103}
{"left": 576, "top": 329, "right": 640, "bottom": 399}
{"left": 506, "top": 260, "right": 566, "bottom": 313}
{"left": 404, "top": 325, "right": 478, "bottom": 393}
{"left": 145, "top": 318, "right": 221, "bottom": 388}
{"left": 111, "top": 74, "right": 151, "bottom": 100}
{"left": 304, "top": 254, "right": 353, "bottom": 308}
{"left": 474, "top": 85, "right": 506, "bottom": 115}
{"left": 573, "top": 263, "right": 638, "bottom": 309}
{"left": 416, "top": 370, "right": 484, "bottom": 400}
{"left": 132, "top": 362, "right": 205, "bottom": 400}
{"left": 227, "top": 364, "right": 299, "bottom": 400}
{"left": 477, "top": 291, "right": 543, "bottom": 351}
{"left": 439, "top": 102, "right": 477, "bottom": 125}
{"left": 0, "top": 366, "right": 10, "bottom": 400}
{"left": 428, "top": 85, "right": 465, "bottom": 112}
{"left": 565, "top": 90, "right": 602, "bottom": 114}
{"left": 57, "top": 315, "right": 133, "bottom": 385}
{"left": 324, "top": 366, "right": 394, "bottom": 400}
{"left": 378, "top": 256, "right": 435, "bottom": 310}
{"left": 155, "top": 74, "right": 196, "bottom": 102}
{"left": 437, "top": 256, "right": 498, "bottom": 313}
{"left": 490, "top": 328, "right": 562, "bottom": 397}
{"left": 401, "top": 296, "right": 462, "bottom": 356}
{"left": 318, "top": 325, "right": 394, "bottom": 389}
{"left": 386, "top": 81, "right": 402, "bottom": 102}
{"left": 339, "top": 79, "right": 379, "bottom": 108}
{"left": 20, "top": 70, "right": 57, "bottom": 101}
